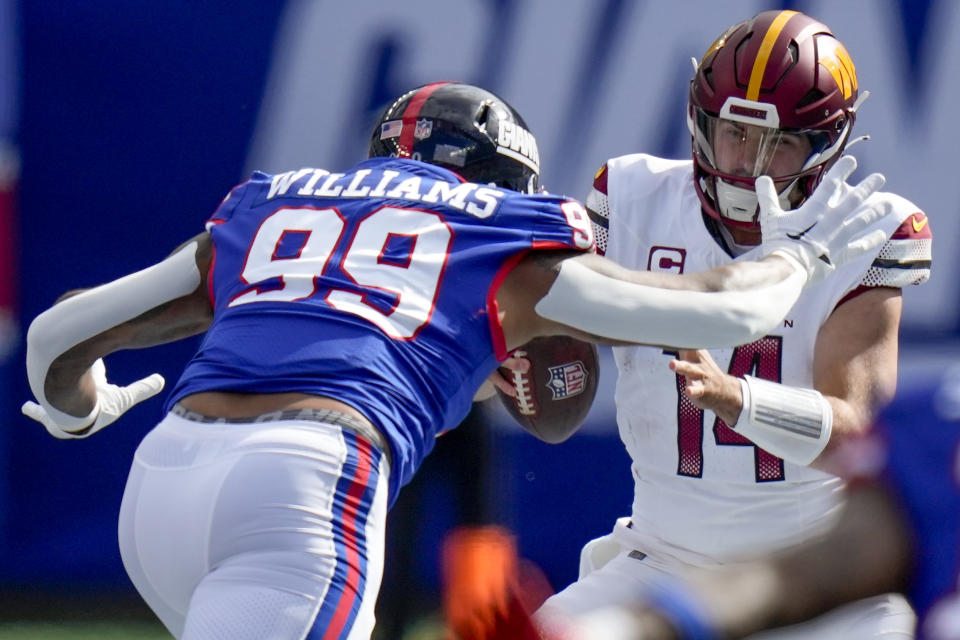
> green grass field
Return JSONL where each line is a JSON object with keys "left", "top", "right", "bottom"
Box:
{"left": 0, "top": 589, "right": 171, "bottom": 640}
{"left": 0, "top": 590, "right": 445, "bottom": 639}
{"left": 0, "top": 619, "right": 451, "bottom": 639}
{"left": 0, "top": 622, "right": 171, "bottom": 639}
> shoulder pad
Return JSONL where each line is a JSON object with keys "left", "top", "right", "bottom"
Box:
{"left": 586, "top": 163, "right": 610, "bottom": 255}
{"left": 860, "top": 212, "right": 932, "bottom": 288}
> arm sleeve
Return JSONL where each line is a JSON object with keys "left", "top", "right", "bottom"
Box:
{"left": 534, "top": 253, "right": 807, "bottom": 349}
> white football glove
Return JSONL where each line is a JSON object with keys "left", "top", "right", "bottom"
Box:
{"left": 757, "top": 155, "right": 894, "bottom": 284}
{"left": 22, "top": 358, "right": 164, "bottom": 439}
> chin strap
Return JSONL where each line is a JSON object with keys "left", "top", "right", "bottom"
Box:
{"left": 714, "top": 176, "right": 795, "bottom": 224}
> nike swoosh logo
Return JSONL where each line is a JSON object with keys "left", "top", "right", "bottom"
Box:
{"left": 912, "top": 216, "right": 928, "bottom": 233}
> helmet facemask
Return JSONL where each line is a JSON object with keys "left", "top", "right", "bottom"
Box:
{"left": 689, "top": 97, "right": 852, "bottom": 227}
{"left": 687, "top": 10, "right": 861, "bottom": 234}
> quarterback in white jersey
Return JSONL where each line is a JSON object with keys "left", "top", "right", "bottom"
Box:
{"left": 537, "top": 10, "right": 931, "bottom": 640}
{"left": 591, "top": 152, "right": 930, "bottom": 564}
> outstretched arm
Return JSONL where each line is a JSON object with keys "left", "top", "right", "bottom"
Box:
{"left": 501, "top": 249, "right": 807, "bottom": 351}
{"left": 24, "top": 232, "right": 214, "bottom": 437}
{"left": 500, "top": 157, "right": 895, "bottom": 351}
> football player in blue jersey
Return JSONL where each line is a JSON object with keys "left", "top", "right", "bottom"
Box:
{"left": 530, "top": 367, "right": 960, "bottom": 640}
{"left": 22, "top": 81, "right": 896, "bottom": 640}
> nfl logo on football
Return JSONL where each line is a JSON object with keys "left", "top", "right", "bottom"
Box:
{"left": 414, "top": 118, "right": 433, "bottom": 140}
{"left": 546, "top": 361, "right": 587, "bottom": 400}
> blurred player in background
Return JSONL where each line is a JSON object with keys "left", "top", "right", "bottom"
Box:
{"left": 538, "top": 9, "right": 932, "bottom": 639}
{"left": 536, "top": 366, "right": 960, "bottom": 640}
{"left": 0, "top": 0, "right": 18, "bottom": 363}
{"left": 22, "top": 81, "right": 892, "bottom": 640}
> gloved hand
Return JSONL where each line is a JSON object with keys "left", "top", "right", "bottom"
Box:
{"left": 22, "top": 358, "right": 164, "bottom": 439}
{"left": 757, "top": 155, "right": 895, "bottom": 284}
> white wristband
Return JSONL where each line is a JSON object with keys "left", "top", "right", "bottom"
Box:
{"left": 734, "top": 376, "right": 833, "bottom": 466}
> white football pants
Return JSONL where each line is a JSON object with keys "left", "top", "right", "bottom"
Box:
{"left": 118, "top": 411, "right": 390, "bottom": 640}
{"left": 538, "top": 521, "right": 916, "bottom": 639}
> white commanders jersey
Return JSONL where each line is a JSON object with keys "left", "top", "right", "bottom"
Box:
{"left": 587, "top": 153, "right": 932, "bottom": 567}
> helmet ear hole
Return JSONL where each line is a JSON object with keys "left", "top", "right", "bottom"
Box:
{"left": 787, "top": 41, "right": 799, "bottom": 64}
{"left": 702, "top": 67, "right": 715, "bottom": 91}
{"left": 475, "top": 102, "right": 493, "bottom": 134}
{"left": 797, "top": 88, "right": 826, "bottom": 109}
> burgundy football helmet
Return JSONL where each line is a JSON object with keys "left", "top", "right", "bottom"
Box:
{"left": 688, "top": 10, "right": 862, "bottom": 230}
{"left": 369, "top": 81, "right": 540, "bottom": 194}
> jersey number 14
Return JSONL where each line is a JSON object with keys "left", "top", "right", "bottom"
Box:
{"left": 674, "top": 336, "right": 786, "bottom": 482}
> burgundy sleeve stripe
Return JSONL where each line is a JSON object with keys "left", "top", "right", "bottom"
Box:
{"left": 836, "top": 285, "right": 874, "bottom": 307}
{"left": 592, "top": 163, "right": 609, "bottom": 193}
{"left": 891, "top": 212, "right": 931, "bottom": 240}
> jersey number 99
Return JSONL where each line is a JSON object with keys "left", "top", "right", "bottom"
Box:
{"left": 229, "top": 206, "right": 453, "bottom": 340}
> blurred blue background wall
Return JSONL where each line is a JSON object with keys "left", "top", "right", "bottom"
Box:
{"left": 3, "top": 0, "right": 958, "bottom": 615}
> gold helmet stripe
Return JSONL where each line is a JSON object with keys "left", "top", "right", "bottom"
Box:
{"left": 819, "top": 42, "right": 858, "bottom": 99}
{"left": 746, "top": 10, "right": 799, "bottom": 101}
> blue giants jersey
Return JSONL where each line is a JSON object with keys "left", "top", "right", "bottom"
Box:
{"left": 872, "top": 373, "right": 960, "bottom": 639}
{"left": 165, "top": 157, "right": 594, "bottom": 504}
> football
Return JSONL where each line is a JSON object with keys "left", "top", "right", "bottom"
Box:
{"left": 496, "top": 335, "right": 600, "bottom": 443}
